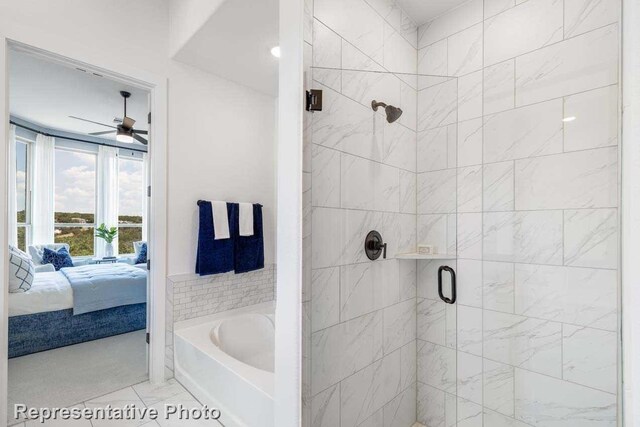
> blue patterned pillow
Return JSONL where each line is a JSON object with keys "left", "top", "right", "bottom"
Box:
{"left": 135, "top": 243, "right": 147, "bottom": 264}
{"left": 9, "top": 245, "right": 34, "bottom": 293}
{"left": 42, "top": 246, "right": 74, "bottom": 271}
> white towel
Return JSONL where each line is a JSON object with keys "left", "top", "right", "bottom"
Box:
{"left": 239, "top": 203, "right": 254, "bottom": 236}
{"left": 212, "top": 201, "right": 230, "bottom": 240}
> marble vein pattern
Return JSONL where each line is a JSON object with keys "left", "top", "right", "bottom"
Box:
{"left": 418, "top": 169, "right": 456, "bottom": 214}
{"left": 417, "top": 0, "right": 483, "bottom": 48}
{"left": 514, "top": 264, "right": 617, "bottom": 331}
{"left": 483, "top": 359, "right": 515, "bottom": 417}
{"left": 563, "top": 85, "right": 618, "bottom": 152}
{"left": 564, "top": 0, "right": 619, "bottom": 38}
{"left": 515, "top": 23, "right": 618, "bottom": 106}
{"left": 484, "top": 0, "right": 516, "bottom": 19}
{"left": 514, "top": 147, "right": 618, "bottom": 210}
{"left": 483, "top": 210, "right": 563, "bottom": 265}
{"left": 483, "top": 59, "right": 515, "bottom": 115}
{"left": 311, "top": 311, "right": 384, "bottom": 395}
{"left": 457, "top": 352, "right": 483, "bottom": 404}
{"left": 457, "top": 71, "right": 483, "bottom": 121}
{"left": 483, "top": 310, "right": 562, "bottom": 377}
{"left": 314, "top": 0, "right": 385, "bottom": 64}
{"left": 483, "top": 99, "right": 563, "bottom": 163}
{"left": 457, "top": 118, "right": 483, "bottom": 167}
{"left": 483, "top": 261, "right": 515, "bottom": 314}
{"left": 514, "top": 369, "right": 616, "bottom": 426}
{"left": 563, "top": 325, "right": 617, "bottom": 394}
{"left": 417, "top": 341, "right": 456, "bottom": 393}
{"left": 418, "top": 39, "right": 447, "bottom": 76}
{"left": 484, "top": 0, "right": 563, "bottom": 67}
{"left": 483, "top": 161, "right": 514, "bottom": 212}
{"left": 563, "top": 208, "right": 618, "bottom": 269}
{"left": 417, "top": 78, "right": 458, "bottom": 131}
{"left": 447, "top": 24, "right": 483, "bottom": 77}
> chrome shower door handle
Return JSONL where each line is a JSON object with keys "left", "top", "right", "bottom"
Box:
{"left": 438, "top": 265, "right": 456, "bottom": 304}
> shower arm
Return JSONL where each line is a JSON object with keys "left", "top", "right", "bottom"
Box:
{"left": 371, "top": 100, "right": 387, "bottom": 111}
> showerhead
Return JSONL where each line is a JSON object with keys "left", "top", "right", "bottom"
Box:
{"left": 371, "top": 100, "right": 403, "bottom": 123}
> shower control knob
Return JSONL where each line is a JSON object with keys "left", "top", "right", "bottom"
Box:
{"left": 365, "top": 230, "right": 387, "bottom": 260}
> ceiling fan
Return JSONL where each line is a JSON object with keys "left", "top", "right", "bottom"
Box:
{"left": 69, "top": 91, "right": 148, "bottom": 145}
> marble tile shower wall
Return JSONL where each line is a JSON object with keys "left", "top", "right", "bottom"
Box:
{"left": 415, "top": 0, "right": 620, "bottom": 426}
{"left": 302, "top": 0, "right": 422, "bottom": 425}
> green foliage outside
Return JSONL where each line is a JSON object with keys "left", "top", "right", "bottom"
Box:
{"left": 16, "top": 210, "right": 143, "bottom": 257}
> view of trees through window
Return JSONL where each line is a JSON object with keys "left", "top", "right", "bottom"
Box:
{"left": 54, "top": 149, "right": 97, "bottom": 256}
{"left": 16, "top": 143, "right": 145, "bottom": 258}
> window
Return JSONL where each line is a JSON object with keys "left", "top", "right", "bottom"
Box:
{"left": 54, "top": 148, "right": 97, "bottom": 257}
{"left": 118, "top": 156, "right": 144, "bottom": 254}
{"left": 16, "top": 139, "right": 31, "bottom": 251}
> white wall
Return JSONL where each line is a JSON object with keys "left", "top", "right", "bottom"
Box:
{"left": 0, "top": 0, "right": 278, "bottom": 278}
{"left": 168, "top": 0, "right": 226, "bottom": 57}
{"left": 167, "top": 61, "right": 276, "bottom": 275}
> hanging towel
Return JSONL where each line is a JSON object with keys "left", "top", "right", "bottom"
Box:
{"left": 196, "top": 201, "right": 236, "bottom": 276}
{"left": 212, "top": 201, "right": 230, "bottom": 240}
{"left": 233, "top": 203, "right": 264, "bottom": 273}
{"left": 239, "top": 202, "right": 254, "bottom": 236}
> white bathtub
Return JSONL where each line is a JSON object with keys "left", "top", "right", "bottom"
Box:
{"left": 174, "top": 302, "right": 275, "bottom": 427}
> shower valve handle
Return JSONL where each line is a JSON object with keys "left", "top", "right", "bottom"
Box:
{"left": 365, "top": 230, "right": 387, "bottom": 260}
{"left": 376, "top": 242, "right": 387, "bottom": 259}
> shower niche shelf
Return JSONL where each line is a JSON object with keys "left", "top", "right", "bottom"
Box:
{"left": 396, "top": 253, "right": 457, "bottom": 260}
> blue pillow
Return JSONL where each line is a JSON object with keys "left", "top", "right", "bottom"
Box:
{"left": 42, "top": 247, "right": 74, "bottom": 271}
{"left": 135, "top": 243, "right": 147, "bottom": 264}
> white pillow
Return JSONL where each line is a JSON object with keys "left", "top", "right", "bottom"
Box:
{"left": 9, "top": 245, "right": 35, "bottom": 293}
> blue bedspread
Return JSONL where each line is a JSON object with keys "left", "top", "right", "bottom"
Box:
{"left": 60, "top": 263, "right": 147, "bottom": 315}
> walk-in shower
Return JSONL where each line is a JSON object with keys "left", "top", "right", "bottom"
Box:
{"left": 302, "top": 1, "right": 621, "bottom": 425}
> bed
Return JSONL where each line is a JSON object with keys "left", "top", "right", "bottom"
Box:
{"left": 8, "top": 263, "right": 147, "bottom": 358}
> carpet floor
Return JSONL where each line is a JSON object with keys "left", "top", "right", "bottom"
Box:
{"left": 8, "top": 330, "right": 148, "bottom": 425}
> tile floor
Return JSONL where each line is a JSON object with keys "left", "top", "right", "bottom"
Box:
{"left": 11, "top": 379, "right": 224, "bottom": 427}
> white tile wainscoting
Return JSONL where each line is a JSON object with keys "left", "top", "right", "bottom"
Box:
{"left": 164, "top": 265, "right": 276, "bottom": 376}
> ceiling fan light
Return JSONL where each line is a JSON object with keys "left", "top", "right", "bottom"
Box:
{"left": 116, "top": 133, "right": 134, "bottom": 143}
{"left": 116, "top": 125, "right": 134, "bottom": 143}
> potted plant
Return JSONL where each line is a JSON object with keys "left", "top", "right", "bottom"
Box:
{"left": 95, "top": 223, "right": 118, "bottom": 258}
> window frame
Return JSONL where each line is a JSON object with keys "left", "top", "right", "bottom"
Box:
{"left": 53, "top": 145, "right": 98, "bottom": 258}
{"left": 15, "top": 136, "right": 33, "bottom": 251}
{"left": 117, "top": 153, "right": 144, "bottom": 255}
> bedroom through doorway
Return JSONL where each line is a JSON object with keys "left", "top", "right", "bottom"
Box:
{"left": 5, "top": 46, "right": 151, "bottom": 425}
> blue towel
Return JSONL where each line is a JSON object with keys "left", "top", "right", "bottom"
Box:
{"left": 233, "top": 203, "right": 264, "bottom": 273}
{"left": 196, "top": 201, "right": 236, "bottom": 276}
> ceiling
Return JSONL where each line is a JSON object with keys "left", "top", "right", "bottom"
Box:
{"left": 172, "top": 0, "right": 279, "bottom": 96}
{"left": 9, "top": 50, "right": 150, "bottom": 141}
{"left": 395, "top": 0, "right": 471, "bottom": 25}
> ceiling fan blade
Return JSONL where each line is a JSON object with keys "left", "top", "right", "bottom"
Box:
{"left": 132, "top": 129, "right": 148, "bottom": 135}
{"left": 89, "top": 130, "right": 116, "bottom": 136}
{"left": 122, "top": 117, "right": 136, "bottom": 129}
{"left": 132, "top": 133, "right": 148, "bottom": 145}
{"left": 69, "top": 116, "right": 117, "bottom": 129}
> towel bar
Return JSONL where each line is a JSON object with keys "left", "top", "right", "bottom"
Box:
{"left": 197, "top": 200, "right": 262, "bottom": 207}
